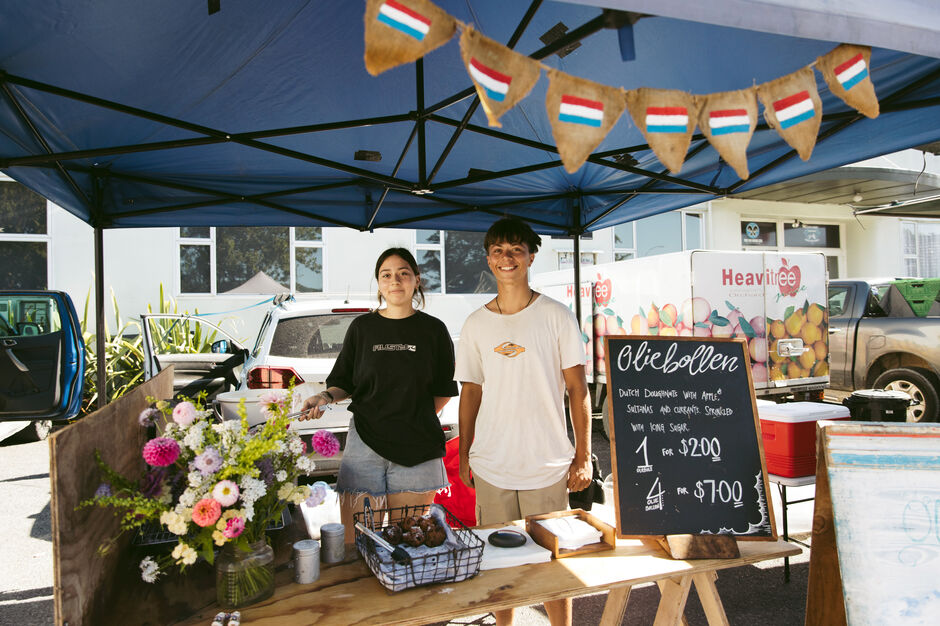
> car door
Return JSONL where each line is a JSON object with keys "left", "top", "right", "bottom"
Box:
{"left": 0, "top": 291, "right": 85, "bottom": 422}
{"left": 827, "top": 283, "right": 855, "bottom": 388}
{"left": 141, "top": 314, "right": 247, "bottom": 399}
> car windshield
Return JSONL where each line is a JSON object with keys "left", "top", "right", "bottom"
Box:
{"left": 269, "top": 313, "right": 362, "bottom": 358}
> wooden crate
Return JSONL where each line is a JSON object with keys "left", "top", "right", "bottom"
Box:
{"left": 524, "top": 509, "right": 616, "bottom": 558}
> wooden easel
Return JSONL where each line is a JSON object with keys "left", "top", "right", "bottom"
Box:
{"left": 657, "top": 534, "right": 740, "bottom": 560}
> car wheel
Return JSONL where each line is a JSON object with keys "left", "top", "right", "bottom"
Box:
{"left": 873, "top": 368, "right": 939, "bottom": 423}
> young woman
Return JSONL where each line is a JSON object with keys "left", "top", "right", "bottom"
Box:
{"left": 301, "top": 247, "right": 458, "bottom": 543}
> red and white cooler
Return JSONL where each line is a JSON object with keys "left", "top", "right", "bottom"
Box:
{"left": 758, "top": 402, "right": 851, "bottom": 477}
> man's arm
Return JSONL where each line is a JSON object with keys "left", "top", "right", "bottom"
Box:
{"left": 457, "top": 381, "right": 482, "bottom": 488}
{"left": 562, "top": 364, "right": 593, "bottom": 492}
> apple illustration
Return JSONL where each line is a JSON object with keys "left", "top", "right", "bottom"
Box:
{"left": 693, "top": 324, "right": 712, "bottom": 337}
{"left": 748, "top": 315, "right": 766, "bottom": 337}
{"left": 594, "top": 314, "right": 607, "bottom": 337}
{"left": 647, "top": 303, "right": 660, "bottom": 328}
{"left": 751, "top": 363, "right": 768, "bottom": 383}
{"left": 660, "top": 303, "right": 678, "bottom": 327}
{"left": 630, "top": 314, "right": 650, "bottom": 335}
{"left": 711, "top": 321, "right": 740, "bottom": 338}
{"left": 594, "top": 276, "right": 612, "bottom": 306}
{"left": 778, "top": 259, "right": 802, "bottom": 297}
{"left": 680, "top": 297, "right": 711, "bottom": 326}
{"left": 749, "top": 337, "right": 768, "bottom": 362}
{"left": 676, "top": 323, "right": 693, "bottom": 337}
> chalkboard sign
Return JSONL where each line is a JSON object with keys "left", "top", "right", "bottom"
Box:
{"left": 604, "top": 336, "right": 775, "bottom": 539}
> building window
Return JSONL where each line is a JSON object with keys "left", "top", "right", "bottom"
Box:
{"left": 557, "top": 251, "right": 599, "bottom": 269}
{"left": 901, "top": 221, "right": 940, "bottom": 277}
{"left": 178, "top": 226, "right": 323, "bottom": 294}
{"left": 0, "top": 183, "right": 49, "bottom": 289}
{"left": 415, "top": 230, "right": 494, "bottom": 294}
{"left": 614, "top": 210, "right": 704, "bottom": 260}
{"left": 740, "top": 219, "right": 843, "bottom": 278}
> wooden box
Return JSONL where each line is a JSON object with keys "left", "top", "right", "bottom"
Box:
{"left": 524, "top": 509, "right": 616, "bottom": 558}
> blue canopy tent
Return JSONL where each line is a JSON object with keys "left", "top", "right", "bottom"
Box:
{"left": 1, "top": 0, "right": 939, "bottom": 403}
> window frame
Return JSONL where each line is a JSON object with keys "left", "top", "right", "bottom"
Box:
{"left": 0, "top": 181, "right": 52, "bottom": 290}
{"left": 612, "top": 209, "right": 705, "bottom": 261}
{"left": 176, "top": 226, "right": 326, "bottom": 295}
{"left": 739, "top": 218, "right": 845, "bottom": 279}
{"left": 414, "top": 229, "right": 445, "bottom": 294}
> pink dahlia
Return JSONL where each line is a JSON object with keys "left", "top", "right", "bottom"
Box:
{"left": 192, "top": 498, "right": 222, "bottom": 527}
{"left": 142, "top": 437, "right": 180, "bottom": 467}
{"left": 223, "top": 516, "right": 245, "bottom": 539}
{"left": 172, "top": 401, "right": 198, "bottom": 426}
{"left": 312, "top": 430, "right": 340, "bottom": 457}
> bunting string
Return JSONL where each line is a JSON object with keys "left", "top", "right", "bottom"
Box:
{"left": 364, "top": 0, "right": 881, "bottom": 177}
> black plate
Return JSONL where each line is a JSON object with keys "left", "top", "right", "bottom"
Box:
{"left": 488, "top": 529, "right": 527, "bottom": 548}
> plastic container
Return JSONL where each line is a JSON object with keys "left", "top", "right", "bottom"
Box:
{"left": 891, "top": 279, "right": 940, "bottom": 317}
{"left": 214, "top": 390, "right": 265, "bottom": 426}
{"left": 758, "top": 402, "right": 850, "bottom": 477}
{"left": 842, "top": 389, "right": 912, "bottom": 422}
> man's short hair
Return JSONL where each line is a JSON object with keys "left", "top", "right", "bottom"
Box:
{"left": 484, "top": 217, "right": 542, "bottom": 254}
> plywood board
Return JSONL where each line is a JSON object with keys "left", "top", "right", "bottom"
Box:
{"left": 50, "top": 369, "right": 173, "bottom": 626}
{"left": 820, "top": 421, "right": 940, "bottom": 624}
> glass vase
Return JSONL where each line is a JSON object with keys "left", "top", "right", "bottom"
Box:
{"left": 215, "top": 538, "right": 275, "bottom": 610}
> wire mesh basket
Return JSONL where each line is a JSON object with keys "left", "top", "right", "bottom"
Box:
{"left": 354, "top": 500, "right": 484, "bottom": 592}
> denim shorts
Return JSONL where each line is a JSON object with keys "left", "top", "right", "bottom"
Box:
{"left": 336, "top": 419, "right": 448, "bottom": 497}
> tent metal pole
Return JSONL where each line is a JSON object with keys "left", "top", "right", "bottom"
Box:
{"left": 366, "top": 125, "right": 419, "bottom": 230}
{"left": 416, "top": 59, "right": 427, "bottom": 188}
{"left": 573, "top": 201, "right": 582, "bottom": 326}
{"left": 94, "top": 225, "right": 106, "bottom": 409}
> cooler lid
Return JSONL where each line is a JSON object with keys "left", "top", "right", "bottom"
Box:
{"left": 758, "top": 401, "right": 851, "bottom": 423}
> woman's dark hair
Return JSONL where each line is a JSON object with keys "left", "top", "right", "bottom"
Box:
{"left": 483, "top": 217, "right": 541, "bottom": 253}
{"left": 374, "top": 247, "right": 426, "bottom": 309}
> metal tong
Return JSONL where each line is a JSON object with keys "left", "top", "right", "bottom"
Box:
{"left": 355, "top": 522, "right": 412, "bottom": 565}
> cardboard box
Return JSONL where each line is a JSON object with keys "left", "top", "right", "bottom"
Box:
{"left": 759, "top": 402, "right": 850, "bottom": 477}
{"left": 524, "top": 509, "right": 615, "bottom": 558}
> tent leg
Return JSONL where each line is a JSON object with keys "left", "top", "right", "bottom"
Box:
{"left": 573, "top": 203, "right": 582, "bottom": 324}
{"left": 95, "top": 226, "right": 107, "bottom": 409}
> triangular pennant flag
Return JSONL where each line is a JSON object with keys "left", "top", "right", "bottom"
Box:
{"left": 757, "top": 66, "right": 822, "bottom": 161}
{"left": 695, "top": 88, "right": 758, "bottom": 180}
{"left": 816, "top": 44, "right": 879, "bottom": 119}
{"left": 625, "top": 88, "right": 698, "bottom": 174}
{"left": 459, "top": 27, "right": 541, "bottom": 128}
{"left": 546, "top": 70, "right": 626, "bottom": 174}
{"left": 364, "top": 0, "right": 456, "bottom": 76}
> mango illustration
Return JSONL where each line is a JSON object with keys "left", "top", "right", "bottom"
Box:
{"left": 784, "top": 309, "right": 804, "bottom": 337}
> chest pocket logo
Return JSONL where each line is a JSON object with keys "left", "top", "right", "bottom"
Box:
{"left": 494, "top": 341, "right": 526, "bottom": 358}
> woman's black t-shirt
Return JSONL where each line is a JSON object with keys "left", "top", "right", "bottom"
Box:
{"left": 326, "top": 310, "right": 458, "bottom": 467}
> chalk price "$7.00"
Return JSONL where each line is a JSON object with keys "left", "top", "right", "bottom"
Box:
{"left": 693, "top": 479, "right": 744, "bottom": 507}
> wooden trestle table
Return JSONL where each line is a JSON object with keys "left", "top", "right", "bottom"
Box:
{"left": 174, "top": 524, "right": 798, "bottom": 626}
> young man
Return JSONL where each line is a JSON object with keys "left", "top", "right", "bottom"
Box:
{"left": 455, "top": 217, "right": 592, "bottom": 626}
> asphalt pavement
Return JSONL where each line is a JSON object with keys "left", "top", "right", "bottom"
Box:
{"left": 0, "top": 417, "right": 815, "bottom": 625}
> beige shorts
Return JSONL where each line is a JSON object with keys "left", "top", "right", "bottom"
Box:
{"left": 473, "top": 474, "right": 568, "bottom": 526}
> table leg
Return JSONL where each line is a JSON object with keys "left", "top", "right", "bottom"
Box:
{"left": 778, "top": 482, "right": 791, "bottom": 583}
{"left": 599, "top": 585, "right": 632, "bottom": 626}
{"left": 692, "top": 571, "right": 730, "bottom": 626}
{"left": 653, "top": 575, "right": 692, "bottom": 626}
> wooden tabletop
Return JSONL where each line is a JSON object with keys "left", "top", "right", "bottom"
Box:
{"left": 174, "top": 536, "right": 798, "bottom": 626}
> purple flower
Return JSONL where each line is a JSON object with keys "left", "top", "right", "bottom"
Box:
{"left": 142, "top": 437, "right": 180, "bottom": 467}
{"left": 94, "top": 483, "right": 112, "bottom": 499}
{"left": 305, "top": 481, "right": 329, "bottom": 507}
{"left": 312, "top": 430, "right": 340, "bottom": 458}
{"left": 193, "top": 447, "right": 223, "bottom": 475}
{"left": 139, "top": 468, "right": 167, "bottom": 498}
{"left": 255, "top": 457, "right": 275, "bottom": 488}
{"left": 138, "top": 407, "right": 160, "bottom": 427}
{"left": 172, "top": 401, "right": 198, "bottom": 427}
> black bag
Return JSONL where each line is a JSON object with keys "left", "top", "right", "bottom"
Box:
{"left": 567, "top": 454, "right": 605, "bottom": 511}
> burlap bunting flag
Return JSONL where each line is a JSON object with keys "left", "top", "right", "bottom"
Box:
{"left": 364, "top": 0, "right": 456, "bottom": 76}
{"left": 459, "top": 27, "right": 541, "bottom": 128}
{"left": 546, "top": 70, "right": 626, "bottom": 174}
{"left": 625, "top": 88, "right": 698, "bottom": 174}
{"left": 816, "top": 44, "right": 879, "bottom": 119}
{"left": 695, "top": 88, "right": 758, "bottom": 180}
{"left": 757, "top": 67, "right": 822, "bottom": 161}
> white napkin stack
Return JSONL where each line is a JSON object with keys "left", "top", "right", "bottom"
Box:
{"left": 471, "top": 527, "right": 552, "bottom": 570}
{"left": 537, "top": 517, "right": 603, "bottom": 550}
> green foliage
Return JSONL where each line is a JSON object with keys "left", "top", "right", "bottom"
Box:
{"left": 79, "top": 283, "right": 216, "bottom": 417}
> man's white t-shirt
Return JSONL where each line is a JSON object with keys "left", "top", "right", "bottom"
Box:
{"left": 454, "top": 294, "right": 586, "bottom": 490}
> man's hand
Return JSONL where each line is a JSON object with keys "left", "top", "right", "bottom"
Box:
{"left": 567, "top": 456, "right": 592, "bottom": 492}
{"left": 300, "top": 393, "right": 329, "bottom": 421}
{"left": 458, "top": 456, "right": 474, "bottom": 489}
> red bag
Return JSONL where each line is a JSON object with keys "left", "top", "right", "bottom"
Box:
{"left": 433, "top": 436, "right": 476, "bottom": 527}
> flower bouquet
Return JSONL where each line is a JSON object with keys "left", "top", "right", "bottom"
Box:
{"left": 81, "top": 388, "right": 340, "bottom": 609}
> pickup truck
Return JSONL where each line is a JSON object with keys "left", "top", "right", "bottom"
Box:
{"left": 828, "top": 279, "right": 940, "bottom": 422}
